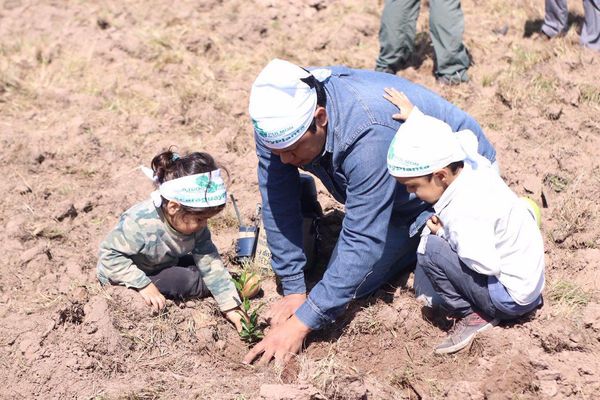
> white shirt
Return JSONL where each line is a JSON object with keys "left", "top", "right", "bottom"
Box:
{"left": 421, "top": 164, "right": 545, "bottom": 305}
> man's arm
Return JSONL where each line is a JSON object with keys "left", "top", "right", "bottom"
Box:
{"left": 256, "top": 136, "right": 307, "bottom": 295}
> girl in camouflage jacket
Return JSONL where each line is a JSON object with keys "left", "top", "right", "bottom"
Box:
{"left": 97, "top": 150, "right": 244, "bottom": 330}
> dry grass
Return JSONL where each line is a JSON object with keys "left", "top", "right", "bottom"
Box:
{"left": 547, "top": 278, "right": 591, "bottom": 317}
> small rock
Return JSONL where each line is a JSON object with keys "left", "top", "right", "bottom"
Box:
{"left": 76, "top": 200, "right": 93, "bottom": 213}
{"left": 97, "top": 17, "right": 110, "bottom": 30}
{"left": 56, "top": 204, "right": 77, "bottom": 221}
{"left": 536, "top": 370, "right": 562, "bottom": 381}
{"left": 259, "top": 384, "right": 323, "bottom": 400}
{"left": 539, "top": 380, "right": 558, "bottom": 397}
{"left": 215, "top": 339, "right": 227, "bottom": 351}
{"left": 70, "top": 286, "right": 89, "bottom": 303}
{"left": 545, "top": 105, "right": 563, "bottom": 121}
{"left": 20, "top": 244, "right": 47, "bottom": 264}
{"left": 185, "top": 301, "right": 196, "bottom": 308}
{"left": 492, "top": 25, "right": 509, "bottom": 35}
{"left": 378, "top": 305, "right": 400, "bottom": 330}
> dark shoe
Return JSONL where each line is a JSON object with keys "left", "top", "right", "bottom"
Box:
{"left": 435, "top": 312, "right": 499, "bottom": 354}
{"left": 375, "top": 66, "right": 397, "bottom": 75}
{"left": 436, "top": 72, "right": 469, "bottom": 86}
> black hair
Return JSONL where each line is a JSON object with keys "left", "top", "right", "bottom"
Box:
{"left": 300, "top": 73, "right": 327, "bottom": 133}
{"left": 425, "top": 161, "right": 465, "bottom": 181}
{"left": 151, "top": 148, "right": 226, "bottom": 215}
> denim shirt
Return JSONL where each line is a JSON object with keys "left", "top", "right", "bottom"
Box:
{"left": 255, "top": 66, "right": 496, "bottom": 330}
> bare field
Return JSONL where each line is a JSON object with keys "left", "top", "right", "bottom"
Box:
{"left": 1, "top": 0, "right": 599, "bottom": 398}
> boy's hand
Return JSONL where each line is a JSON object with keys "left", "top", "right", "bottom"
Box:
{"left": 224, "top": 308, "right": 247, "bottom": 332}
{"left": 138, "top": 283, "right": 166, "bottom": 313}
{"left": 426, "top": 215, "right": 444, "bottom": 235}
{"left": 383, "top": 87, "right": 414, "bottom": 121}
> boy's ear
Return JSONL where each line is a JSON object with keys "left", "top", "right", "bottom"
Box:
{"left": 433, "top": 169, "right": 449, "bottom": 183}
{"left": 165, "top": 201, "right": 181, "bottom": 216}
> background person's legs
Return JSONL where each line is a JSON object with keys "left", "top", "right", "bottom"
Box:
{"left": 149, "top": 264, "right": 210, "bottom": 301}
{"left": 417, "top": 235, "right": 496, "bottom": 318}
{"left": 581, "top": 0, "right": 600, "bottom": 50}
{"left": 376, "top": 0, "right": 421, "bottom": 73}
{"left": 541, "top": 0, "right": 569, "bottom": 37}
{"left": 429, "top": 0, "right": 470, "bottom": 81}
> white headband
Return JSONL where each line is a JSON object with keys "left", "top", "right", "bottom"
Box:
{"left": 249, "top": 58, "right": 331, "bottom": 150}
{"left": 387, "top": 107, "right": 489, "bottom": 177}
{"left": 141, "top": 166, "right": 227, "bottom": 208}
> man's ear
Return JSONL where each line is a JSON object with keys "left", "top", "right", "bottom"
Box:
{"left": 165, "top": 201, "right": 181, "bottom": 217}
{"left": 315, "top": 106, "right": 328, "bottom": 128}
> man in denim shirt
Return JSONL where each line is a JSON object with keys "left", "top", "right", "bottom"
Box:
{"left": 244, "top": 59, "right": 496, "bottom": 365}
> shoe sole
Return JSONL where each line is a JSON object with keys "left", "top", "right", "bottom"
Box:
{"left": 434, "top": 318, "right": 499, "bottom": 355}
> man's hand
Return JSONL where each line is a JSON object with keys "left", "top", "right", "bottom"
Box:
{"left": 243, "top": 314, "right": 311, "bottom": 366}
{"left": 383, "top": 87, "right": 414, "bottom": 121}
{"left": 426, "top": 215, "right": 444, "bottom": 235}
{"left": 138, "top": 283, "right": 166, "bottom": 313}
{"left": 264, "top": 293, "right": 306, "bottom": 327}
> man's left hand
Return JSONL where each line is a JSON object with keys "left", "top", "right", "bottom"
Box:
{"left": 243, "top": 314, "right": 311, "bottom": 366}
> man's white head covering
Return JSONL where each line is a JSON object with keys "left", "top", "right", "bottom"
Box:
{"left": 141, "top": 167, "right": 227, "bottom": 209}
{"left": 387, "top": 107, "right": 489, "bottom": 177}
{"left": 249, "top": 58, "right": 331, "bottom": 150}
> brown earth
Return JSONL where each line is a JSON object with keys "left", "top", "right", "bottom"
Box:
{"left": 1, "top": 0, "right": 600, "bottom": 399}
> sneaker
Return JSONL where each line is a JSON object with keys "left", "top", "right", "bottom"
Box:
{"left": 435, "top": 312, "right": 499, "bottom": 354}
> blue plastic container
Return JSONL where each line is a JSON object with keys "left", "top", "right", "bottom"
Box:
{"left": 236, "top": 225, "right": 258, "bottom": 263}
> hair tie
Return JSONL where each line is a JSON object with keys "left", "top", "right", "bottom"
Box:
{"left": 171, "top": 153, "right": 180, "bottom": 161}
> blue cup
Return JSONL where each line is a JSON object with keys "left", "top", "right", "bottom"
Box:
{"left": 236, "top": 225, "right": 258, "bottom": 263}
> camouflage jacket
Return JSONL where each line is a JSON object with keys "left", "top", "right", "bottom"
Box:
{"left": 97, "top": 200, "right": 240, "bottom": 311}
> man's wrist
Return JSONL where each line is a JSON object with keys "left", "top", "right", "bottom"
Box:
{"left": 290, "top": 314, "right": 311, "bottom": 335}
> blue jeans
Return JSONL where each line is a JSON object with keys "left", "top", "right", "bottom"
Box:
{"left": 417, "top": 235, "right": 495, "bottom": 318}
{"left": 416, "top": 235, "right": 543, "bottom": 321}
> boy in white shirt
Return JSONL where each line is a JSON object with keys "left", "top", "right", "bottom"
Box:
{"left": 384, "top": 88, "right": 545, "bottom": 354}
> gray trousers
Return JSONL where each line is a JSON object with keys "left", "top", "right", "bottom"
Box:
{"left": 416, "top": 235, "right": 497, "bottom": 318}
{"left": 375, "top": 0, "right": 470, "bottom": 79}
{"left": 542, "top": 0, "right": 600, "bottom": 51}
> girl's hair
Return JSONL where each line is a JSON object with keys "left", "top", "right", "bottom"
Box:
{"left": 151, "top": 148, "right": 226, "bottom": 215}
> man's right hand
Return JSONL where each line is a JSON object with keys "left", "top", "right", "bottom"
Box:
{"left": 264, "top": 293, "right": 306, "bottom": 327}
{"left": 138, "top": 282, "right": 166, "bottom": 313}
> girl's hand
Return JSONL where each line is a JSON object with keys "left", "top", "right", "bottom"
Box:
{"left": 224, "top": 307, "right": 248, "bottom": 333}
{"left": 383, "top": 87, "right": 414, "bottom": 121}
{"left": 138, "top": 283, "right": 167, "bottom": 313}
{"left": 426, "top": 215, "right": 444, "bottom": 235}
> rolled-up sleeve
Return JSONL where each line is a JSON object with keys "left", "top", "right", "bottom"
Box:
{"left": 256, "top": 137, "right": 308, "bottom": 295}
